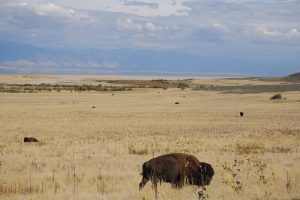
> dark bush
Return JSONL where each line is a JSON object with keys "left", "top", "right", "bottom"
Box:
{"left": 177, "top": 82, "right": 189, "bottom": 90}
{"left": 270, "top": 94, "right": 282, "bottom": 100}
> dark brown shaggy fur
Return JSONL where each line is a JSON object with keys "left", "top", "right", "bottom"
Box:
{"left": 139, "top": 153, "right": 214, "bottom": 198}
{"left": 24, "top": 137, "right": 39, "bottom": 143}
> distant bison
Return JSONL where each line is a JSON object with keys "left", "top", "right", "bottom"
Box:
{"left": 139, "top": 153, "right": 214, "bottom": 197}
{"left": 24, "top": 137, "right": 39, "bottom": 143}
{"left": 240, "top": 112, "right": 244, "bottom": 117}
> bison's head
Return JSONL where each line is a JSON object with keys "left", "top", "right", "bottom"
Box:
{"left": 196, "top": 162, "right": 214, "bottom": 186}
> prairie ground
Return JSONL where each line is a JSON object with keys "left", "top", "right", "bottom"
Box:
{"left": 0, "top": 76, "right": 299, "bottom": 200}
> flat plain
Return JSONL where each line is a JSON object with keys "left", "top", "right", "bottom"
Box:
{"left": 0, "top": 75, "right": 299, "bottom": 200}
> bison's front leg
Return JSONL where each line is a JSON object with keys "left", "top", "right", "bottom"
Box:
{"left": 151, "top": 178, "right": 159, "bottom": 200}
{"left": 139, "top": 177, "right": 149, "bottom": 190}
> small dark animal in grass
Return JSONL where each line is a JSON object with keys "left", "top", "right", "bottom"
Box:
{"left": 175, "top": 102, "right": 179, "bottom": 104}
{"left": 139, "top": 153, "right": 214, "bottom": 198}
{"left": 92, "top": 106, "right": 96, "bottom": 108}
{"left": 24, "top": 137, "right": 39, "bottom": 143}
{"left": 240, "top": 112, "right": 244, "bottom": 117}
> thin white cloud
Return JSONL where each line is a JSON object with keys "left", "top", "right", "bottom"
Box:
{"left": 212, "top": 23, "right": 229, "bottom": 34}
{"left": 32, "top": 3, "right": 75, "bottom": 17}
{"left": 256, "top": 27, "right": 300, "bottom": 38}
{"left": 256, "top": 27, "right": 283, "bottom": 37}
{"left": 286, "top": 28, "right": 300, "bottom": 38}
{"left": 44, "top": 0, "right": 193, "bottom": 17}
{"left": 144, "top": 22, "right": 161, "bottom": 32}
{"left": 10, "top": 1, "right": 96, "bottom": 24}
{"left": 116, "top": 18, "right": 143, "bottom": 31}
{"left": 116, "top": 18, "right": 163, "bottom": 32}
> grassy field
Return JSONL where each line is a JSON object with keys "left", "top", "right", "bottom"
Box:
{"left": 0, "top": 75, "right": 299, "bottom": 200}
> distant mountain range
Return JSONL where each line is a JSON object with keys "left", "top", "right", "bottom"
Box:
{"left": 0, "top": 40, "right": 298, "bottom": 77}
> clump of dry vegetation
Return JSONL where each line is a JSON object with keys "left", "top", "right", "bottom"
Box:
{"left": 177, "top": 82, "right": 189, "bottom": 90}
{"left": 0, "top": 79, "right": 192, "bottom": 93}
{"left": 128, "top": 144, "right": 149, "bottom": 155}
{"left": 270, "top": 93, "right": 282, "bottom": 100}
{"left": 236, "top": 142, "right": 266, "bottom": 155}
{"left": 102, "top": 79, "right": 191, "bottom": 89}
{"left": 0, "top": 83, "right": 132, "bottom": 93}
{"left": 197, "top": 186, "right": 210, "bottom": 200}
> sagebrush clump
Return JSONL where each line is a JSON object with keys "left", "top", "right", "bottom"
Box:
{"left": 270, "top": 94, "right": 282, "bottom": 100}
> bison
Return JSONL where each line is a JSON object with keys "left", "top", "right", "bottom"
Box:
{"left": 24, "top": 137, "right": 39, "bottom": 143}
{"left": 240, "top": 112, "right": 244, "bottom": 117}
{"left": 139, "top": 153, "right": 214, "bottom": 198}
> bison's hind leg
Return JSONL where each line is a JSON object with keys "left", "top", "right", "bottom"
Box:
{"left": 174, "top": 174, "right": 184, "bottom": 188}
{"left": 171, "top": 181, "right": 184, "bottom": 189}
{"left": 171, "top": 183, "right": 179, "bottom": 189}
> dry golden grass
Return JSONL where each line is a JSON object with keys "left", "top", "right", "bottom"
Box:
{"left": 0, "top": 76, "right": 299, "bottom": 200}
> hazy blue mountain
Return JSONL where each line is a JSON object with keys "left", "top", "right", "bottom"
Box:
{"left": 0, "top": 40, "right": 298, "bottom": 76}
